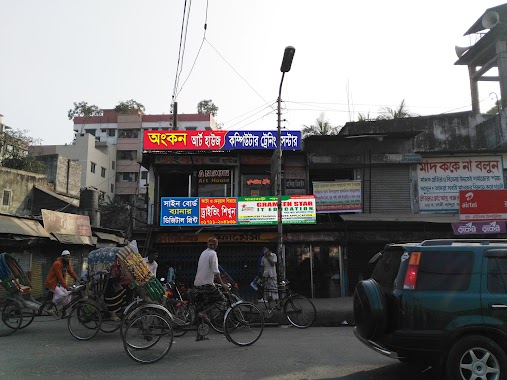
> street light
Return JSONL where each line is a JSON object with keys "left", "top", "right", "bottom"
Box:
{"left": 277, "top": 46, "right": 295, "bottom": 281}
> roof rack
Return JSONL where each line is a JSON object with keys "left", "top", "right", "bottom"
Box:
{"left": 420, "top": 239, "right": 507, "bottom": 246}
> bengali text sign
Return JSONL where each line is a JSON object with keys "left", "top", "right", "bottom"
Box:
{"left": 313, "top": 181, "right": 362, "bottom": 213}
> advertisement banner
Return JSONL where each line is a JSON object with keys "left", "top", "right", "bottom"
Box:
{"left": 418, "top": 156, "right": 504, "bottom": 213}
{"left": 160, "top": 196, "right": 316, "bottom": 226}
{"left": 452, "top": 220, "right": 507, "bottom": 235}
{"left": 237, "top": 196, "right": 316, "bottom": 225}
{"left": 199, "top": 197, "right": 237, "bottom": 225}
{"left": 459, "top": 189, "right": 507, "bottom": 221}
{"left": 312, "top": 181, "right": 362, "bottom": 213}
{"left": 143, "top": 130, "right": 301, "bottom": 151}
{"left": 42, "top": 209, "right": 92, "bottom": 236}
{"left": 160, "top": 197, "right": 200, "bottom": 226}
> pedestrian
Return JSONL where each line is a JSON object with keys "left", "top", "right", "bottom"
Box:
{"left": 193, "top": 237, "right": 229, "bottom": 341}
{"left": 260, "top": 246, "right": 279, "bottom": 307}
{"left": 166, "top": 260, "right": 176, "bottom": 284}
{"left": 143, "top": 248, "right": 159, "bottom": 277}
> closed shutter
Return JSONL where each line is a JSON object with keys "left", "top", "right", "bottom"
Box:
{"left": 363, "top": 166, "right": 411, "bottom": 214}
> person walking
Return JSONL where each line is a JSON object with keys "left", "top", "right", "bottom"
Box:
{"left": 260, "top": 246, "right": 279, "bottom": 307}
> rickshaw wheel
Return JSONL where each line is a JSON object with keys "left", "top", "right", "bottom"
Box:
{"left": 67, "top": 299, "right": 102, "bottom": 340}
{"left": 1, "top": 301, "right": 22, "bottom": 336}
{"left": 19, "top": 309, "right": 35, "bottom": 329}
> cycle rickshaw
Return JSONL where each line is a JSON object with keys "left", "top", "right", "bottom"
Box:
{"left": 0, "top": 252, "right": 97, "bottom": 339}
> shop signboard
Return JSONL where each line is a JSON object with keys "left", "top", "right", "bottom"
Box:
{"left": 418, "top": 156, "right": 504, "bottom": 213}
{"left": 160, "top": 195, "right": 316, "bottom": 226}
{"left": 459, "top": 189, "right": 507, "bottom": 221}
{"left": 452, "top": 220, "right": 507, "bottom": 235}
{"left": 42, "top": 209, "right": 92, "bottom": 236}
{"left": 312, "top": 181, "right": 362, "bottom": 213}
{"left": 144, "top": 130, "right": 301, "bottom": 151}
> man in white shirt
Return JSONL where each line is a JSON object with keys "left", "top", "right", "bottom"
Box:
{"left": 143, "top": 248, "right": 159, "bottom": 277}
{"left": 193, "top": 237, "right": 229, "bottom": 339}
{"left": 260, "top": 246, "right": 279, "bottom": 306}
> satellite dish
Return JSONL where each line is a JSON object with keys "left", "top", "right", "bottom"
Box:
{"left": 455, "top": 45, "right": 470, "bottom": 58}
{"left": 482, "top": 10, "right": 500, "bottom": 29}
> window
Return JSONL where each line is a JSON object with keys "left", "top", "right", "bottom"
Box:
{"left": 488, "top": 257, "right": 507, "bottom": 293}
{"left": 186, "top": 126, "right": 197, "bottom": 131}
{"left": 118, "top": 129, "right": 139, "bottom": 138}
{"left": 91, "top": 162, "right": 96, "bottom": 173}
{"left": 122, "top": 172, "right": 138, "bottom": 182}
{"left": 26, "top": 197, "right": 32, "bottom": 210}
{"left": 108, "top": 129, "right": 116, "bottom": 137}
{"left": 416, "top": 251, "right": 474, "bottom": 291}
{"left": 141, "top": 171, "right": 148, "bottom": 180}
{"left": 112, "top": 161, "right": 116, "bottom": 170}
{"left": 110, "top": 184, "right": 114, "bottom": 193}
{"left": 101, "top": 167, "right": 106, "bottom": 178}
{"left": 119, "top": 150, "right": 137, "bottom": 160}
{"left": 85, "top": 129, "right": 96, "bottom": 136}
{"left": 2, "top": 190, "right": 12, "bottom": 206}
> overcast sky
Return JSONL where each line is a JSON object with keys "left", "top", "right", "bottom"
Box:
{"left": 0, "top": 0, "right": 503, "bottom": 145}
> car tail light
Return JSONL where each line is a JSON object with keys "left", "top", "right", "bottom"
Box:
{"left": 403, "top": 252, "right": 421, "bottom": 289}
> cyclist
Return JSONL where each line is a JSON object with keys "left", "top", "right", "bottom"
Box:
{"left": 44, "top": 250, "right": 79, "bottom": 310}
{"left": 193, "top": 237, "right": 229, "bottom": 341}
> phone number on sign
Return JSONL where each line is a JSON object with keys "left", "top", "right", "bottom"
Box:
{"left": 200, "top": 219, "right": 237, "bottom": 225}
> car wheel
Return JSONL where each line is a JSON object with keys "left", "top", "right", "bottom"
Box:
{"left": 353, "top": 279, "right": 387, "bottom": 340}
{"left": 446, "top": 335, "right": 507, "bottom": 380}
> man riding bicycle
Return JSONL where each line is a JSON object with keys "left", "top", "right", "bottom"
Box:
{"left": 44, "top": 250, "right": 80, "bottom": 312}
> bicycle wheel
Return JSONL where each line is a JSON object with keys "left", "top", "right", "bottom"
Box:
{"left": 209, "top": 293, "right": 240, "bottom": 333}
{"left": 19, "top": 309, "right": 35, "bottom": 329}
{"left": 120, "top": 300, "right": 145, "bottom": 339}
{"left": 284, "top": 294, "right": 316, "bottom": 328}
{"left": 224, "top": 302, "right": 264, "bottom": 346}
{"left": 170, "top": 302, "right": 194, "bottom": 337}
{"left": 99, "top": 311, "right": 122, "bottom": 333}
{"left": 67, "top": 300, "right": 102, "bottom": 340}
{"left": 123, "top": 313, "right": 173, "bottom": 364}
{"left": 1, "top": 301, "right": 22, "bottom": 336}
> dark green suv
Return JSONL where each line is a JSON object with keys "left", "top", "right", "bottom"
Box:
{"left": 353, "top": 239, "right": 507, "bottom": 379}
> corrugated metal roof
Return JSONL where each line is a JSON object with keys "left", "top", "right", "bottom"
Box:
{"left": 94, "top": 231, "right": 125, "bottom": 244}
{"left": 0, "top": 214, "right": 51, "bottom": 238}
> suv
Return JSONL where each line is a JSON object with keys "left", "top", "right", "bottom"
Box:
{"left": 353, "top": 239, "right": 507, "bottom": 379}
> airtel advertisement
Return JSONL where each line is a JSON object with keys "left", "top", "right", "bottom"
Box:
{"left": 459, "top": 190, "right": 507, "bottom": 221}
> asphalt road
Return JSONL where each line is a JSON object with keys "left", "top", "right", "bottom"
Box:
{"left": 0, "top": 317, "right": 440, "bottom": 380}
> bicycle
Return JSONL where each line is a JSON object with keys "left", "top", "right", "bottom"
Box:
{"left": 2, "top": 284, "right": 103, "bottom": 340}
{"left": 257, "top": 279, "right": 316, "bottom": 328}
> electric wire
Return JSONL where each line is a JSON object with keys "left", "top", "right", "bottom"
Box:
{"left": 171, "top": 0, "right": 191, "bottom": 102}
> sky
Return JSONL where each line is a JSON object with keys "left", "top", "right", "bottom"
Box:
{"left": 0, "top": 0, "right": 504, "bottom": 145}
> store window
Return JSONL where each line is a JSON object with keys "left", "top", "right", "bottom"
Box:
{"left": 198, "top": 169, "right": 232, "bottom": 197}
{"left": 241, "top": 174, "right": 271, "bottom": 197}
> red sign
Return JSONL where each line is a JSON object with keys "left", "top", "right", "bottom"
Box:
{"left": 199, "top": 197, "right": 237, "bottom": 225}
{"left": 144, "top": 130, "right": 227, "bottom": 150}
{"left": 459, "top": 190, "right": 507, "bottom": 220}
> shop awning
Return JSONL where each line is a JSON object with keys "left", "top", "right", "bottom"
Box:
{"left": 339, "top": 213, "right": 459, "bottom": 224}
{"left": 51, "top": 233, "right": 97, "bottom": 246}
{"left": 94, "top": 232, "right": 125, "bottom": 244}
{"left": 0, "top": 214, "right": 51, "bottom": 238}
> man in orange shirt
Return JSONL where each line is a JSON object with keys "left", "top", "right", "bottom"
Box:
{"left": 45, "top": 250, "right": 79, "bottom": 292}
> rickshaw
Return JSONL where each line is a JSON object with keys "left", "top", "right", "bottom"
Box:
{"left": 0, "top": 252, "right": 98, "bottom": 339}
{"left": 86, "top": 244, "right": 175, "bottom": 363}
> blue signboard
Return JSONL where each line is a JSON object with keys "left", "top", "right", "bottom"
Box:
{"left": 160, "top": 197, "right": 199, "bottom": 226}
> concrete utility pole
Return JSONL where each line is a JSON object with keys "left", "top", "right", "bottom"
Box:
{"left": 277, "top": 46, "right": 295, "bottom": 280}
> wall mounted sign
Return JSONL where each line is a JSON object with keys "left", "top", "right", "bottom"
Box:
{"left": 452, "top": 220, "right": 506, "bottom": 235}
{"left": 418, "top": 156, "right": 504, "bottom": 213}
{"left": 459, "top": 189, "right": 507, "bottom": 221}
{"left": 312, "top": 181, "right": 362, "bottom": 213}
{"left": 160, "top": 195, "right": 316, "bottom": 226}
{"left": 144, "top": 130, "right": 301, "bottom": 151}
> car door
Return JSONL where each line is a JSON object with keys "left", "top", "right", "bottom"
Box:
{"left": 481, "top": 249, "right": 507, "bottom": 334}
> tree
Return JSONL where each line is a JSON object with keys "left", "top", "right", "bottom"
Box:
{"left": 376, "top": 99, "right": 418, "bottom": 120}
{"left": 67, "top": 101, "right": 103, "bottom": 120}
{"left": 197, "top": 99, "right": 219, "bottom": 116}
{"left": 302, "top": 113, "right": 340, "bottom": 138}
{"left": 115, "top": 99, "right": 145, "bottom": 114}
{"left": 0, "top": 129, "right": 46, "bottom": 174}
{"left": 99, "top": 197, "right": 131, "bottom": 231}
{"left": 486, "top": 100, "right": 501, "bottom": 115}
{"left": 357, "top": 112, "right": 374, "bottom": 122}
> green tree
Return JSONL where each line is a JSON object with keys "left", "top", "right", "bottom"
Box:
{"left": 115, "top": 99, "right": 145, "bottom": 114}
{"left": 67, "top": 101, "right": 103, "bottom": 120}
{"left": 302, "top": 113, "right": 340, "bottom": 138}
{"left": 99, "top": 197, "right": 131, "bottom": 231}
{"left": 376, "top": 99, "right": 418, "bottom": 120}
{"left": 197, "top": 99, "right": 219, "bottom": 116}
{"left": 0, "top": 129, "right": 46, "bottom": 174}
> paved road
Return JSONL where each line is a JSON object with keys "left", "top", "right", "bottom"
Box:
{"left": 0, "top": 317, "right": 440, "bottom": 380}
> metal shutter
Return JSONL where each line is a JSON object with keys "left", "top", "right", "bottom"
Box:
{"left": 363, "top": 166, "right": 411, "bottom": 214}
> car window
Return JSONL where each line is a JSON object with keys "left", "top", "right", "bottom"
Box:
{"left": 416, "top": 251, "right": 473, "bottom": 291}
{"left": 487, "top": 257, "right": 507, "bottom": 294}
{"left": 371, "top": 246, "right": 404, "bottom": 289}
